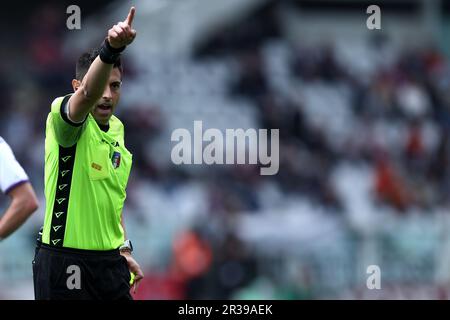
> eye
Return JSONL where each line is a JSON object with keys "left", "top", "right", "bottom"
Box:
{"left": 111, "top": 82, "right": 121, "bottom": 90}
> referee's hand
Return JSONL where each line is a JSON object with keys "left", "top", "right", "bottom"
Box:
{"left": 121, "top": 251, "right": 144, "bottom": 294}
{"left": 108, "top": 6, "right": 137, "bottom": 49}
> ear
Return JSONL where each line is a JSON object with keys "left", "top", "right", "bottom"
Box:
{"left": 71, "top": 79, "right": 80, "bottom": 92}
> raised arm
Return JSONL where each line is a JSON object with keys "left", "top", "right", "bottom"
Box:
{"left": 68, "top": 7, "right": 137, "bottom": 122}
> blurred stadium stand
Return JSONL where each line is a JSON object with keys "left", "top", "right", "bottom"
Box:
{"left": 4, "top": 0, "right": 450, "bottom": 299}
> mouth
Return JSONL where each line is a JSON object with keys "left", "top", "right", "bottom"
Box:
{"left": 97, "top": 103, "right": 112, "bottom": 111}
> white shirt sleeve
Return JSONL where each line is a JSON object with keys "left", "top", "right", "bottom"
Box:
{"left": 0, "top": 137, "right": 29, "bottom": 194}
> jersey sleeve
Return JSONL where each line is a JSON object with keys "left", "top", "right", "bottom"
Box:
{"left": 0, "top": 138, "right": 29, "bottom": 194}
{"left": 50, "top": 94, "right": 87, "bottom": 148}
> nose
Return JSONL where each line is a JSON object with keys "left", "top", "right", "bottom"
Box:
{"left": 102, "top": 85, "right": 112, "bottom": 100}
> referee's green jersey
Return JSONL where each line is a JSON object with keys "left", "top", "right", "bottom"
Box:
{"left": 42, "top": 94, "right": 133, "bottom": 250}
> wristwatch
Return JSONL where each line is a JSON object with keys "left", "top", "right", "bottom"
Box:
{"left": 119, "top": 239, "right": 133, "bottom": 253}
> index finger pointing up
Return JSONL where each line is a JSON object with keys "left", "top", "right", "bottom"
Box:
{"left": 125, "top": 6, "right": 135, "bottom": 26}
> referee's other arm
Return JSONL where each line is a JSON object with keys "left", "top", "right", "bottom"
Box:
{"left": 0, "top": 183, "right": 38, "bottom": 240}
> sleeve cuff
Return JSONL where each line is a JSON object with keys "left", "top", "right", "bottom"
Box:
{"left": 60, "top": 95, "right": 87, "bottom": 127}
{"left": 4, "top": 180, "right": 29, "bottom": 195}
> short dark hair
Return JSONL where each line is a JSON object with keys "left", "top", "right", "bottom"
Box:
{"left": 75, "top": 47, "right": 123, "bottom": 81}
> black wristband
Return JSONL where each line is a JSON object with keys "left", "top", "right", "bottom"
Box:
{"left": 99, "top": 38, "right": 125, "bottom": 64}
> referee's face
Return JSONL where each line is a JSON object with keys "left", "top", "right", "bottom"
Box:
{"left": 91, "top": 68, "right": 122, "bottom": 125}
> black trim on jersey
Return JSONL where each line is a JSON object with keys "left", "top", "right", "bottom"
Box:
{"left": 98, "top": 123, "right": 110, "bottom": 132}
{"left": 60, "top": 95, "right": 86, "bottom": 127}
{"left": 49, "top": 144, "right": 77, "bottom": 247}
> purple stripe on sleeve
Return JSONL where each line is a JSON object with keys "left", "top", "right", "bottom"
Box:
{"left": 4, "top": 180, "right": 29, "bottom": 195}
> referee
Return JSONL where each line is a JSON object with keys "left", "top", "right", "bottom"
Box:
{"left": 33, "top": 7, "right": 144, "bottom": 300}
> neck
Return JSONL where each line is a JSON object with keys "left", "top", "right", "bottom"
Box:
{"left": 97, "top": 122, "right": 110, "bottom": 132}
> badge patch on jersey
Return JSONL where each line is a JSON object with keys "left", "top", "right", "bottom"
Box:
{"left": 112, "top": 151, "right": 121, "bottom": 169}
{"left": 91, "top": 163, "right": 102, "bottom": 171}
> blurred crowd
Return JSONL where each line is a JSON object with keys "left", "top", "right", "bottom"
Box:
{"left": 3, "top": 1, "right": 450, "bottom": 299}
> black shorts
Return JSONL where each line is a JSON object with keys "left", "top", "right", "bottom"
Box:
{"left": 32, "top": 242, "right": 132, "bottom": 300}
